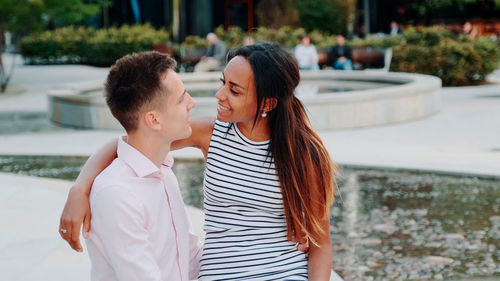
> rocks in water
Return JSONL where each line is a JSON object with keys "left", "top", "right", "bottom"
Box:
{"left": 356, "top": 238, "right": 382, "bottom": 246}
{"left": 425, "top": 256, "right": 454, "bottom": 267}
{"left": 366, "top": 260, "right": 383, "bottom": 269}
{"left": 329, "top": 169, "right": 500, "bottom": 281}
{"left": 373, "top": 223, "right": 396, "bottom": 235}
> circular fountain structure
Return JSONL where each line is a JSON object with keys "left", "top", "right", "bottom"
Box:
{"left": 48, "top": 70, "right": 441, "bottom": 130}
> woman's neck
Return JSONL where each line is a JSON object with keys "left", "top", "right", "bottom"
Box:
{"left": 236, "top": 119, "right": 271, "bottom": 142}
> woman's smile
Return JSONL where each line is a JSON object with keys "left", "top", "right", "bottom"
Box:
{"left": 217, "top": 103, "right": 231, "bottom": 116}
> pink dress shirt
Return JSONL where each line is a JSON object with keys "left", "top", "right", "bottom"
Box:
{"left": 86, "top": 136, "right": 202, "bottom": 281}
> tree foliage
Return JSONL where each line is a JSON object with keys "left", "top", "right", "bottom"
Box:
{"left": 401, "top": 0, "right": 500, "bottom": 16}
{"left": 255, "top": 0, "right": 356, "bottom": 35}
{"left": 255, "top": 0, "right": 300, "bottom": 29}
{"left": 0, "top": 0, "right": 109, "bottom": 33}
{"left": 295, "top": 0, "right": 342, "bottom": 34}
{"left": 0, "top": 0, "right": 109, "bottom": 92}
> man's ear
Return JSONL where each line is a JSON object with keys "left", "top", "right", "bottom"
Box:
{"left": 263, "top": 97, "right": 278, "bottom": 112}
{"left": 143, "top": 110, "right": 161, "bottom": 130}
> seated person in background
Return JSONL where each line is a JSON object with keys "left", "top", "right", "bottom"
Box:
{"left": 463, "top": 21, "right": 479, "bottom": 39}
{"left": 294, "top": 34, "right": 319, "bottom": 70}
{"left": 389, "top": 21, "right": 403, "bottom": 36}
{"left": 83, "top": 51, "right": 201, "bottom": 281}
{"left": 194, "top": 33, "right": 227, "bottom": 72}
{"left": 329, "top": 34, "right": 353, "bottom": 70}
{"left": 242, "top": 35, "right": 255, "bottom": 46}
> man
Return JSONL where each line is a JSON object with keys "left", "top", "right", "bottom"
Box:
{"left": 389, "top": 21, "right": 403, "bottom": 36}
{"left": 329, "top": 34, "right": 353, "bottom": 71}
{"left": 85, "top": 51, "right": 201, "bottom": 281}
{"left": 194, "top": 32, "right": 227, "bottom": 72}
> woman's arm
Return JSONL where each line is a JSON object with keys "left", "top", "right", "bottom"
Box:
{"left": 59, "top": 117, "right": 215, "bottom": 252}
{"left": 307, "top": 214, "right": 333, "bottom": 281}
{"left": 171, "top": 117, "right": 215, "bottom": 159}
{"left": 59, "top": 139, "right": 118, "bottom": 252}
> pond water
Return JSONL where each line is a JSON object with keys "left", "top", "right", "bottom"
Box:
{"left": 0, "top": 112, "right": 62, "bottom": 135}
{"left": 2, "top": 155, "right": 499, "bottom": 281}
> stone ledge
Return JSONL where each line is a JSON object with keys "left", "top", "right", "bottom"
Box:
{"left": 48, "top": 70, "right": 442, "bottom": 130}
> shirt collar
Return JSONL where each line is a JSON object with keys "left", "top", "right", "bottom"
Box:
{"left": 117, "top": 136, "right": 173, "bottom": 178}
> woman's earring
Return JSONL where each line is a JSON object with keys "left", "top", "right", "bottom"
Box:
{"left": 261, "top": 111, "right": 267, "bottom": 118}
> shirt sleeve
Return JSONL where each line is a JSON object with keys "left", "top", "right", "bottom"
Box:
{"left": 90, "top": 186, "right": 162, "bottom": 281}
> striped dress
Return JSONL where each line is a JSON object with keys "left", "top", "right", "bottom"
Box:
{"left": 198, "top": 120, "right": 308, "bottom": 280}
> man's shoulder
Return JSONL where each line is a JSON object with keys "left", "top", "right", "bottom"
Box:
{"left": 92, "top": 159, "right": 134, "bottom": 195}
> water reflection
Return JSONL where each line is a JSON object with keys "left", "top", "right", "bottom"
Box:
{"left": 332, "top": 169, "right": 500, "bottom": 280}
{"left": 0, "top": 112, "right": 62, "bottom": 135}
{"left": 1, "top": 155, "right": 499, "bottom": 280}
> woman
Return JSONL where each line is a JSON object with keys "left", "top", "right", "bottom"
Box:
{"left": 60, "top": 42, "right": 338, "bottom": 280}
{"left": 294, "top": 34, "right": 319, "bottom": 70}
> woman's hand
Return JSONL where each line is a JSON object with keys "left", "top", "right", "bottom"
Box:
{"left": 58, "top": 138, "right": 119, "bottom": 251}
{"left": 59, "top": 186, "right": 92, "bottom": 252}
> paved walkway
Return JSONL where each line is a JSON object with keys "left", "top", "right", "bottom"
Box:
{"left": 1, "top": 55, "right": 499, "bottom": 280}
{"left": 0, "top": 172, "right": 204, "bottom": 281}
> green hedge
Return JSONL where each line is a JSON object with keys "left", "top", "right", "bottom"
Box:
{"left": 20, "top": 24, "right": 169, "bottom": 66}
{"left": 211, "top": 25, "right": 336, "bottom": 50}
{"left": 210, "top": 25, "right": 500, "bottom": 86}
{"left": 350, "top": 27, "right": 500, "bottom": 86}
{"left": 20, "top": 24, "right": 500, "bottom": 86}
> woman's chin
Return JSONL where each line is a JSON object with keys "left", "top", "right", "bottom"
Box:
{"left": 216, "top": 114, "right": 230, "bottom": 122}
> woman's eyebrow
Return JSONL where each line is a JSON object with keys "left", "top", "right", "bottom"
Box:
{"left": 229, "top": 81, "right": 245, "bottom": 89}
{"left": 222, "top": 71, "right": 245, "bottom": 89}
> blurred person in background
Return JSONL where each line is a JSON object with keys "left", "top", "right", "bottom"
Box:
{"left": 329, "top": 34, "right": 353, "bottom": 70}
{"left": 463, "top": 21, "right": 479, "bottom": 39}
{"left": 294, "top": 34, "right": 319, "bottom": 70}
{"left": 389, "top": 20, "right": 403, "bottom": 36}
{"left": 242, "top": 35, "right": 255, "bottom": 46}
{"left": 194, "top": 33, "right": 227, "bottom": 72}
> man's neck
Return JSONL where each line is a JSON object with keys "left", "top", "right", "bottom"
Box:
{"left": 127, "top": 132, "right": 171, "bottom": 168}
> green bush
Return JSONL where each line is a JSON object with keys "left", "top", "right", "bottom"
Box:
{"left": 20, "top": 26, "right": 90, "bottom": 62}
{"left": 20, "top": 24, "right": 170, "bottom": 66}
{"left": 20, "top": 24, "right": 500, "bottom": 86}
{"left": 180, "top": 35, "right": 208, "bottom": 49}
{"left": 215, "top": 25, "right": 246, "bottom": 48}
{"left": 348, "top": 26, "right": 500, "bottom": 86}
{"left": 389, "top": 27, "right": 500, "bottom": 86}
{"left": 213, "top": 25, "right": 336, "bottom": 50}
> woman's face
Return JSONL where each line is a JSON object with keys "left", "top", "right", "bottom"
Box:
{"left": 215, "top": 56, "right": 259, "bottom": 124}
{"left": 301, "top": 36, "right": 311, "bottom": 46}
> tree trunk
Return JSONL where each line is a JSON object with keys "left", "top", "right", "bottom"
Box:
{"left": 343, "top": 0, "right": 357, "bottom": 37}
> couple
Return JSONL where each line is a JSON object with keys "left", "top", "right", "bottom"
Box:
{"left": 59, "top": 42, "right": 342, "bottom": 281}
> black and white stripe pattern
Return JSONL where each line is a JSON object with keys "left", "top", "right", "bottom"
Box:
{"left": 198, "top": 120, "right": 308, "bottom": 280}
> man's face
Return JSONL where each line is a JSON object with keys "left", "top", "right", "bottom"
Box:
{"left": 157, "top": 70, "right": 196, "bottom": 142}
{"left": 337, "top": 36, "right": 345, "bottom": 46}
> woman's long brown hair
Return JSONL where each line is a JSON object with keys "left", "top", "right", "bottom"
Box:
{"left": 228, "top": 42, "right": 337, "bottom": 246}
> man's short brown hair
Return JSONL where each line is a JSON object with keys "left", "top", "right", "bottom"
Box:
{"left": 105, "top": 51, "right": 177, "bottom": 132}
